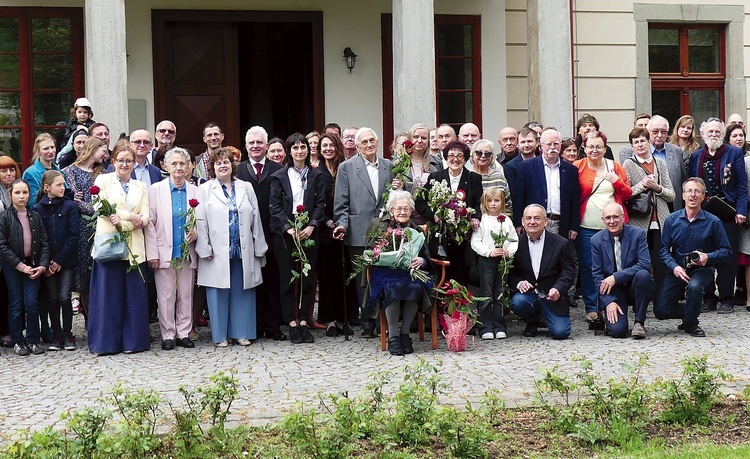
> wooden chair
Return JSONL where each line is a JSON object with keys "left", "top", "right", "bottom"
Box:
{"left": 377, "top": 258, "right": 449, "bottom": 352}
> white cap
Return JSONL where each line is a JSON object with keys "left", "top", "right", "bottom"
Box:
{"left": 74, "top": 97, "right": 92, "bottom": 108}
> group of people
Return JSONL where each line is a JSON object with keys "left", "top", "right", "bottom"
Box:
{"left": 0, "top": 98, "right": 747, "bottom": 357}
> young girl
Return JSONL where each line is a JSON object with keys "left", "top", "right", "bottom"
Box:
{"left": 470, "top": 186, "right": 518, "bottom": 340}
{"left": 34, "top": 171, "right": 81, "bottom": 351}
{"left": 61, "top": 97, "right": 95, "bottom": 148}
{"left": 0, "top": 179, "right": 49, "bottom": 356}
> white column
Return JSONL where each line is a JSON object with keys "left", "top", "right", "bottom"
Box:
{"left": 84, "top": 0, "right": 129, "bottom": 139}
{"left": 526, "top": 0, "right": 573, "bottom": 134}
{"left": 392, "top": 0, "right": 436, "bottom": 132}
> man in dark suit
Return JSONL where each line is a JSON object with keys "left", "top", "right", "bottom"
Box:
{"left": 333, "top": 127, "right": 394, "bottom": 337}
{"left": 509, "top": 204, "right": 577, "bottom": 339}
{"left": 237, "top": 126, "right": 286, "bottom": 340}
{"left": 689, "top": 118, "right": 748, "bottom": 314}
{"left": 504, "top": 127, "right": 539, "bottom": 224}
{"left": 514, "top": 128, "right": 580, "bottom": 238}
{"left": 591, "top": 202, "right": 653, "bottom": 339}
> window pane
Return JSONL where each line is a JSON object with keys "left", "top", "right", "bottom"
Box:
{"left": 0, "top": 18, "right": 19, "bottom": 52}
{"left": 437, "top": 24, "right": 471, "bottom": 56}
{"left": 0, "top": 129, "right": 22, "bottom": 163}
{"left": 0, "top": 92, "right": 21, "bottom": 124}
{"left": 689, "top": 90, "right": 720, "bottom": 127}
{"left": 648, "top": 29, "right": 679, "bottom": 73}
{"left": 0, "top": 56, "right": 20, "bottom": 89}
{"left": 688, "top": 29, "right": 720, "bottom": 73}
{"left": 651, "top": 89, "right": 681, "bottom": 127}
{"left": 33, "top": 55, "right": 74, "bottom": 89}
{"left": 438, "top": 92, "right": 473, "bottom": 124}
{"left": 33, "top": 92, "right": 72, "bottom": 126}
{"left": 31, "top": 18, "right": 72, "bottom": 53}
{"left": 438, "top": 58, "right": 472, "bottom": 90}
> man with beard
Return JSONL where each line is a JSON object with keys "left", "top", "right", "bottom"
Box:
{"left": 688, "top": 118, "right": 748, "bottom": 314}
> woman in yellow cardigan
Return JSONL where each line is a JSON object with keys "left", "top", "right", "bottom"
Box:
{"left": 87, "top": 143, "right": 150, "bottom": 355}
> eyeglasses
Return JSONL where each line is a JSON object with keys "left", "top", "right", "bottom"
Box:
{"left": 446, "top": 153, "right": 464, "bottom": 160}
{"left": 585, "top": 145, "right": 605, "bottom": 151}
{"left": 131, "top": 140, "right": 152, "bottom": 146}
{"left": 115, "top": 159, "right": 134, "bottom": 165}
{"left": 359, "top": 138, "right": 377, "bottom": 145}
{"left": 157, "top": 129, "right": 175, "bottom": 135}
{"left": 474, "top": 151, "right": 493, "bottom": 158}
{"left": 649, "top": 129, "right": 668, "bottom": 136}
{"left": 683, "top": 189, "right": 704, "bottom": 195}
{"left": 392, "top": 206, "right": 412, "bottom": 213}
{"left": 706, "top": 117, "right": 722, "bottom": 123}
{"left": 602, "top": 215, "right": 623, "bottom": 221}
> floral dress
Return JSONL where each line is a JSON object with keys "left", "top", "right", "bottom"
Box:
{"left": 62, "top": 165, "right": 96, "bottom": 292}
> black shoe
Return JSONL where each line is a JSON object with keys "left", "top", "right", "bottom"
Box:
{"left": 701, "top": 298, "right": 718, "bottom": 312}
{"left": 400, "top": 334, "right": 414, "bottom": 354}
{"left": 289, "top": 326, "right": 303, "bottom": 344}
{"left": 29, "top": 343, "right": 45, "bottom": 355}
{"left": 13, "top": 343, "right": 29, "bottom": 356}
{"left": 326, "top": 325, "right": 339, "bottom": 337}
{"left": 337, "top": 324, "right": 354, "bottom": 336}
{"left": 568, "top": 296, "right": 578, "bottom": 308}
{"left": 522, "top": 323, "right": 538, "bottom": 337}
{"left": 348, "top": 317, "right": 361, "bottom": 327}
{"left": 361, "top": 328, "right": 377, "bottom": 338}
{"left": 388, "top": 337, "right": 404, "bottom": 356}
{"left": 589, "top": 317, "right": 606, "bottom": 331}
{"left": 161, "top": 339, "right": 175, "bottom": 350}
{"left": 717, "top": 302, "right": 735, "bottom": 314}
{"left": 177, "top": 337, "right": 195, "bottom": 348}
{"left": 300, "top": 325, "right": 315, "bottom": 343}
{"left": 267, "top": 329, "right": 287, "bottom": 341}
{"left": 537, "top": 317, "right": 548, "bottom": 329}
{"left": 683, "top": 324, "right": 706, "bottom": 337}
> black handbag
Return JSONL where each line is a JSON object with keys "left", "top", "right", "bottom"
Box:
{"left": 703, "top": 196, "right": 736, "bottom": 222}
{"left": 625, "top": 158, "right": 654, "bottom": 216}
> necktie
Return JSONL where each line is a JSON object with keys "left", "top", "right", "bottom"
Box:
{"left": 613, "top": 236, "right": 622, "bottom": 272}
{"left": 254, "top": 163, "right": 263, "bottom": 180}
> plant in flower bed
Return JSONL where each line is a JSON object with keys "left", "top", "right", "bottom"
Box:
{"left": 419, "top": 179, "right": 476, "bottom": 245}
{"left": 346, "top": 223, "right": 431, "bottom": 285}
{"left": 380, "top": 139, "right": 414, "bottom": 209}
{"left": 434, "top": 279, "right": 487, "bottom": 352}
{"left": 85, "top": 184, "right": 144, "bottom": 281}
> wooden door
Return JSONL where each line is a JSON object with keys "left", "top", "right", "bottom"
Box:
{"left": 154, "top": 22, "right": 240, "bottom": 154}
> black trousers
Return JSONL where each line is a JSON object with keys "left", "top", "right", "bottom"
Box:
{"left": 317, "top": 240, "right": 347, "bottom": 323}
{"left": 256, "top": 248, "right": 282, "bottom": 333}
{"left": 274, "top": 232, "right": 319, "bottom": 324}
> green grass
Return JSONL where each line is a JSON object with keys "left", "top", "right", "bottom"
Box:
{"left": 603, "top": 443, "right": 750, "bottom": 459}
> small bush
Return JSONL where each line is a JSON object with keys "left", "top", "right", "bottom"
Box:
{"left": 660, "top": 355, "right": 728, "bottom": 425}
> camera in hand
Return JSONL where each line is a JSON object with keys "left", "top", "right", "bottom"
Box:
{"left": 683, "top": 251, "right": 700, "bottom": 269}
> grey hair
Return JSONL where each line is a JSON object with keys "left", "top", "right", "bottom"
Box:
{"left": 647, "top": 114, "right": 670, "bottom": 131}
{"left": 523, "top": 203, "right": 547, "bottom": 216}
{"left": 600, "top": 202, "right": 624, "bottom": 217}
{"left": 540, "top": 128, "right": 561, "bottom": 143}
{"left": 355, "top": 127, "right": 378, "bottom": 144}
{"left": 245, "top": 125, "right": 268, "bottom": 143}
{"left": 682, "top": 177, "right": 707, "bottom": 193}
{"left": 386, "top": 189, "right": 415, "bottom": 213}
{"left": 699, "top": 117, "right": 726, "bottom": 139}
{"left": 470, "top": 139, "right": 494, "bottom": 154}
{"left": 164, "top": 147, "right": 191, "bottom": 165}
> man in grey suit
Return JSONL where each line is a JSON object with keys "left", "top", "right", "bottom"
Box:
{"left": 620, "top": 114, "right": 686, "bottom": 210}
{"left": 333, "top": 127, "right": 396, "bottom": 337}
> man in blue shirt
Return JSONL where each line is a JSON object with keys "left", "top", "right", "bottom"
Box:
{"left": 654, "top": 177, "right": 732, "bottom": 337}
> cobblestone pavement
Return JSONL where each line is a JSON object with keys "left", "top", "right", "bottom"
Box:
{"left": 2, "top": 305, "right": 750, "bottom": 440}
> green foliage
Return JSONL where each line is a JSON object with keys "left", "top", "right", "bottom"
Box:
{"left": 61, "top": 406, "right": 112, "bottom": 458}
{"left": 660, "top": 355, "right": 728, "bottom": 425}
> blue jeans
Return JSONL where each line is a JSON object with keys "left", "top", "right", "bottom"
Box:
{"left": 604, "top": 270, "right": 654, "bottom": 338}
{"left": 576, "top": 228, "right": 599, "bottom": 313}
{"left": 511, "top": 291, "right": 571, "bottom": 339}
{"left": 654, "top": 266, "right": 714, "bottom": 328}
{"left": 3, "top": 264, "right": 42, "bottom": 345}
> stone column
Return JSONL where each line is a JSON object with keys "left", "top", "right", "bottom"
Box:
{"left": 392, "top": 0, "right": 436, "bottom": 133}
{"left": 84, "top": 0, "right": 129, "bottom": 139}
{"left": 526, "top": 0, "right": 573, "bottom": 133}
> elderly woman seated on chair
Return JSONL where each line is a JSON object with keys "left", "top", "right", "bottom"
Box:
{"left": 364, "top": 190, "right": 435, "bottom": 356}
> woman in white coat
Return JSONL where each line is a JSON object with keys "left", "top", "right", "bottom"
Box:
{"left": 195, "top": 148, "right": 268, "bottom": 347}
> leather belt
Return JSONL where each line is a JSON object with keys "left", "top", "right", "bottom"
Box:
{"left": 547, "top": 213, "right": 560, "bottom": 221}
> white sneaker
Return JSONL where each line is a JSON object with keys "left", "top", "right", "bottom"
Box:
{"left": 495, "top": 331, "right": 507, "bottom": 339}
{"left": 481, "top": 332, "right": 494, "bottom": 340}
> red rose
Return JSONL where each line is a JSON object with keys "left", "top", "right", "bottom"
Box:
{"left": 403, "top": 139, "right": 414, "bottom": 150}
{"left": 89, "top": 185, "right": 100, "bottom": 195}
{"left": 497, "top": 214, "right": 506, "bottom": 222}
{"left": 459, "top": 208, "right": 468, "bottom": 217}
{"left": 189, "top": 199, "right": 199, "bottom": 208}
{"left": 456, "top": 189, "right": 466, "bottom": 201}
{"left": 296, "top": 205, "right": 306, "bottom": 213}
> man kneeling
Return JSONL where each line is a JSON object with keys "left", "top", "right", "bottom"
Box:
{"left": 654, "top": 178, "right": 732, "bottom": 337}
{"left": 510, "top": 204, "right": 577, "bottom": 339}
{"left": 591, "top": 202, "right": 653, "bottom": 339}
